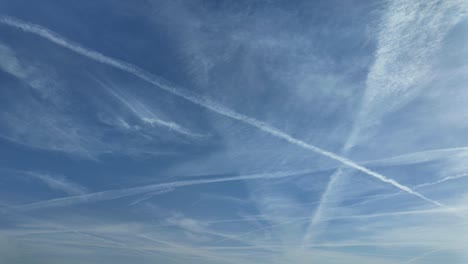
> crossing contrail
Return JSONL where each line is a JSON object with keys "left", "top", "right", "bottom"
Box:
{"left": 0, "top": 15, "right": 442, "bottom": 207}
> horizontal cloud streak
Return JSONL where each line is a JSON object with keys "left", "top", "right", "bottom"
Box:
{"left": 16, "top": 171, "right": 312, "bottom": 211}
{"left": 28, "top": 172, "right": 89, "bottom": 196}
{"left": 416, "top": 173, "right": 468, "bottom": 189}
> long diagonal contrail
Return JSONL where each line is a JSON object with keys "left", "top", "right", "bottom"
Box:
{"left": 0, "top": 15, "right": 442, "bottom": 207}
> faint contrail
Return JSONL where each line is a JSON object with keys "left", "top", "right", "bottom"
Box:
{"left": 404, "top": 249, "right": 443, "bottom": 263}
{"left": 15, "top": 171, "right": 312, "bottom": 210}
{"left": 129, "top": 188, "right": 173, "bottom": 206}
{"left": 28, "top": 172, "right": 89, "bottom": 196}
{"left": 415, "top": 173, "right": 468, "bottom": 189}
{"left": 302, "top": 168, "right": 343, "bottom": 243}
{"left": 138, "top": 235, "right": 253, "bottom": 264}
{"left": 205, "top": 206, "right": 461, "bottom": 224}
{"left": 363, "top": 146, "right": 468, "bottom": 167}
{"left": 0, "top": 15, "right": 441, "bottom": 207}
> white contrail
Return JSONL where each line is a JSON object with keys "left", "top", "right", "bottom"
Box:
{"left": 205, "top": 206, "right": 462, "bottom": 224}
{"left": 363, "top": 146, "right": 468, "bottom": 168}
{"left": 213, "top": 218, "right": 301, "bottom": 244}
{"left": 415, "top": 173, "right": 468, "bottom": 189}
{"left": 139, "top": 235, "right": 260, "bottom": 264}
{"left": 404, "top": 249, "right": 442, "bottom": 263}
{"left": 128, "top": 188, "right": 173, "bottom": 206}
{"left": 28, "top": 172, "right": 89, "bottom": 196}
{"left": 15, "top": 171, "right": 311, "bottom": 211}
{"left": 302, "top": 169, "right": 343, "bottom": 243}
{"left": 0, "top": 168, "right": 89, "bottom": 195}
{"left": 0, "top": 15, "right": 441, "bottom": 207}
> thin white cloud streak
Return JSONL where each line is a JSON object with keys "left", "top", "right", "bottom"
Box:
{"left": 195, "top": 193, "right": 249, "bottom": 206}
{"left": 404, "top": 249, "right": 443, "bottom": 263}
{"left": 415, "top": 173, "right": 468, "bottom": 189}
{"left": 129, "top": 189, "right": 173, "bottom": 206}
{"left": 303, "top": 169, "right": 342, "bottom": 243}
{"left": 96, "top": 79, "right": 204, "bottom": 138}
{"left": 28, "top": 172, "right": 89, "bottom": 196}
{"left": 363, "top": 146, "right": 468, "bottom": 168}
{"left": 213, "top": 218, "right": 302, "bottom": 244}
{"left": 204, "top": 206, "right": 464, "bottom": 225}
{"left": 0, "top": 168, "right": 89, "bottom": 196}
{"left": 161, "top": 213, "right": 272, "bottom": 249}
{"left": 0, "top": 15, "right": 442, "bottom": 207}
{"left": 327, "top": 207, "right": 465, "bottom": 220}
{"left": 199, "top": 242, "right": 437, "bottom": 250}
{"left": 15, "top": 171, "right": 312, "bottom": 211}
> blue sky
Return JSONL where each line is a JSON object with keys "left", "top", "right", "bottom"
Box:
{"left": 0, "top": 0, "right": 468, "bottom": 263}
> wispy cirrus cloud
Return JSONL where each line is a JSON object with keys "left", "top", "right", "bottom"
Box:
{"left": 0, "top": 42, "right": 27, "bottom": 78}
{"left": 346, "top": 0, "right": 468, "bottom": 150}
